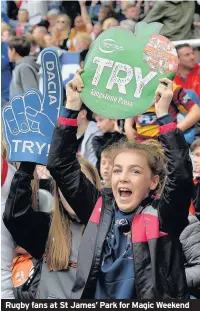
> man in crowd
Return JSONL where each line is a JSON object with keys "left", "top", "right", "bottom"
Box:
{"left": 144, "top": 0, "right": 195, "bottom": 40}
{"left": 174, "top": 44, "right": 200, "bottom": 97}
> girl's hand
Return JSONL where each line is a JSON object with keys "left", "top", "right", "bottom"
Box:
{"left": 65, "top": 69, "right": 84, "bottom": 111}
{"left": 155, "top": 78, "right": 173, "bottom": 118}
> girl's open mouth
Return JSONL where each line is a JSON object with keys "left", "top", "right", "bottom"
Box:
{"left": 118, "top": 188, "right": 132, "bottom": 197}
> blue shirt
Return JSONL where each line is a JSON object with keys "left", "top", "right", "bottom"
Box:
{"left": 95, "top": 209, "right": 136, "bottom": 299}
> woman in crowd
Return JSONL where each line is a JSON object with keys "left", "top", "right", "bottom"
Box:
{"left": 3, "top": 157, "right": 101, "bottom": 299}
{"left": 68, "top": 15, "right": 87, "bottom": 51}
{"left": 51, "top": 14, "right": 71, "bottom": 50}
{"left": 41, "top": 72, "right": 193, "bottom": 299}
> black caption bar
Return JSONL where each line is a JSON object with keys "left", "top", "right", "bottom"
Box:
{"left": 1, "top": 300, "right": 200, "bottom": 311}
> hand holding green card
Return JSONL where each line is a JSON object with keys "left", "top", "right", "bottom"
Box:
{"left": 80, "top": 22, "right": 178, "bottom": 119}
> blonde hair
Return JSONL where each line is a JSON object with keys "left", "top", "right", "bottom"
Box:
{"left": 1, "top": 22, "right": 12, "bottom": 34}
{"left": 110, "top": 139, "right": 166, "bottom": 195}
{"left": 46, "top": 158, "right": 101, "bottom": 271}
{"left": 102, "top": 18, "right": 119, "bottom": 31}
{"left": 51, "top": 14, "right": 71, "bottom": 45}
{"left": 75, "top": 32, "right": 92, "bottom": 50}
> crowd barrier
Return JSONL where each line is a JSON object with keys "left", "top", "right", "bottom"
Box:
{"left": 173, "top": 39, "right": 200, "bottom": 48}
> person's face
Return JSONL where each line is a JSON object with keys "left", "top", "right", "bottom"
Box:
{"left": 125, "top": 7, "right": 138, "bottom": 20}
{"left": 1, "top": 30, "right": 11, "bottom": 42}
{"left": 193, "top": 145, "right": 200, "bottom": 174}
{"left": 178, "top": 47, "right": 196, "bottom": 70}
{"left": 112, "top": 150, "right": 159, "bottom": 213}
{"left": 47, "top": 15, "right": 58, "bottom": 27}
{"left": 18, "top": 10, "right": 29, "bottom": 23}
{"left": 75, "top": 36, "right": 85, "bottom": 51}
{"left": 98, "top": 7, "right": 109, "bottom": 22}
{"left": 93, "top": 23, "right": 102, "bottom": 37}
{"left": 8, "top": 47, "right": 15, "bottom": 62}
{"left": 100, "top": 155, "right": 113, "bottom": 186}
{"left": 33, "top": 27, "right": 47, "bottom": 40}
{"left": 75, "top": 36, "right": 86, "bottom": 51}
{"left": 44, "top": 34, "right": 55, "bottom": 47}
{"left": 75, "top": 16, "right": 84, "bottom": 30}
{"left": 95, "top": 115, "right": 115, "bottom": 133}
{"left": 56, "top": 16, "right": 69, "bottom": 31}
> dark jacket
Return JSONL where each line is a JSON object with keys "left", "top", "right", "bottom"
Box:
{"left": 180, "top": 215, "right": 200, "bottom": 298}
{"left": 2, "top": 161, "right": 94, "bottom": 299}
{"left": 44, "top": 117, "right": 193, "bottom": 299}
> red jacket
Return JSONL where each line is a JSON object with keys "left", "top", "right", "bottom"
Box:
{"left": 174, "top": 64, "right": 200, "bottom": 97}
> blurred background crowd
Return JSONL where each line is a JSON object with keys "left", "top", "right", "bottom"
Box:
{"left": 1, "top": 0, "right": 200, "bottom": 105}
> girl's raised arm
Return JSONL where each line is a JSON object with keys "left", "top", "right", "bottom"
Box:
{"left": 3, "top": 162, "right": 51, "bottom": 259}
{"left": 155, "top": 79, "right": 193, "bottom": 235}
{"left": 47, "top": 71, "right": 100, "bottom": 224}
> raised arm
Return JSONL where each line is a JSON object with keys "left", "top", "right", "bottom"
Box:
{"left": 154, "top": 79, "right": 193, "bottom": 236}
{"left": 3, "top": 162, "right": 51, "bottom": 259}
{"left": 47, "top": 71, "right": 100, "bottom": 224}
{"left": 79, "top": 0, "right": 93, "bottom": 33}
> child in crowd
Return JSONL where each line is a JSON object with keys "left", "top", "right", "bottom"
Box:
{"left": 41, "top": 72, "right": 193, "bottom": 299}
{"left": 92, "top": 114, "right": 124, "bottom": 173}
{"left": 3, "top": 157, "right": 101, "bottom": 299}
{"left": 125, "top": 86, "right": 200, "bottom": 143}
{"left": 100, "top": 146, "right": 113, "bottom": 188}
{"left": 1, "top": 28, "right": 16, "bottom": 43}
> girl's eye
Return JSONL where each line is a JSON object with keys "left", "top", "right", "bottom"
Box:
{"left": 113, "top": 169, "right": 121, "bottom": 174}
{"left": 131, "top": 170, "right": 140, "bottom": 174}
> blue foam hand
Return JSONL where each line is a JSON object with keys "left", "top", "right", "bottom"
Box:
{"left": 3, "top": 48, "right": 63, "bottom": 165}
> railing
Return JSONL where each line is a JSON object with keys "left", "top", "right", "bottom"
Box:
{"left": 173, "top": 39, "right": 200, "bottom": 48}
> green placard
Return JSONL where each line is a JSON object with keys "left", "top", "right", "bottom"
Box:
{"left": 80, "top": 22, "right": 178, "bottom": 119}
